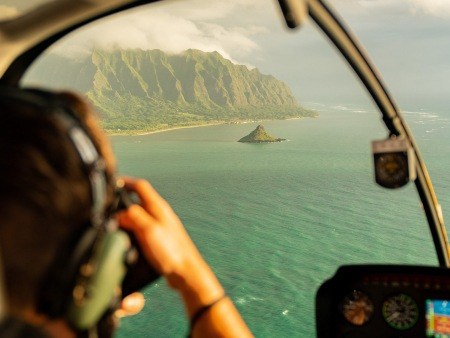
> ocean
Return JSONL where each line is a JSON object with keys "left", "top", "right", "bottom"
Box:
{"left": 113, "top": 106, "right": 449, "bottom": 337}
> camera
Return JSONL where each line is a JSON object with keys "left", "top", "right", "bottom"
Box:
{"left": 113, "top": 186, "right": 160, "bottom": 296}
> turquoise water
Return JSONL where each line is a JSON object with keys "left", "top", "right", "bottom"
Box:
{"left": 114, "top": 107, "right": 449, "bottom": 337}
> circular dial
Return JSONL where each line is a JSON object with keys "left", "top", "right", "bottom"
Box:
{"left": 382, "top": 293, "right": 418, "bottom": 330}
{"left": 374, "top": 152, "right": 409, "bottom": 188}
{"left": 341, "top": 290, "right": 374, "bottom": 326}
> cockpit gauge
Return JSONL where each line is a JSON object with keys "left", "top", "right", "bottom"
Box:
{"left": 372, "top": 138, "right": 416, "bottom": 189}
{"left": 341, "top": 290, "right": 374, "bottom": 326}
{"left": 382, "top": 293, "right": 419, "bottom": 330}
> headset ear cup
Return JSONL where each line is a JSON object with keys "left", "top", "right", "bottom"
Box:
{"left": 67, "top": 230, "right": 130, "bottom": 330}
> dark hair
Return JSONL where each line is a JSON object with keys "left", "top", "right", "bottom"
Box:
{"left": 0, "top": 91, "right": 115, "bottom": 314}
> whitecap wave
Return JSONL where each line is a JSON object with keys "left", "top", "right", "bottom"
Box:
{"left": 235, "top": 295, "right": 264, "bottom": 305}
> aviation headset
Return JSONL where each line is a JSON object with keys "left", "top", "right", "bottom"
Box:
{"left": 0, "top": 86, "right": 136, "bottom": 331}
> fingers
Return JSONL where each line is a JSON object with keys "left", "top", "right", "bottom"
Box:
{"left": 120, "top": 177, "right": 172, "bottom": 220}
{"left": 117, "top": 205, "right": 168, "bottom": 274}
{"left": 115, "top": 292, "right": 145, "bottom": 318}
{"left": 117, "top": 204, "right": 155, "bottom": 233}
{"left": 116, "top": 177, "right": 193, "bottom": 278}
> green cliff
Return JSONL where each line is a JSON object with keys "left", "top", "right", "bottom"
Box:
{"left": 238, "top": 125, "right": 285, "bottom": 143}
{"left": 25, "top": 49, "right": 317, "bottom": 133}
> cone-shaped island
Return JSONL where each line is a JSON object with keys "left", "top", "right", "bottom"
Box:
{"left": 238, "top": 125, "right": 286, "bottom": 143}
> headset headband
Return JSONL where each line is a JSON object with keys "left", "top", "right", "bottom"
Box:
{"left": 52, "top": 107, "right": 108, "bottom": 227}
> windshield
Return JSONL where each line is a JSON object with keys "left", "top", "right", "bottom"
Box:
{"left": 22, "top": 0, "right": 450, "bottom": 336}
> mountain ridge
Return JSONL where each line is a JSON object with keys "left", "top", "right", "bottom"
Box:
{"left": 25, "top": 48, "right": 317, "bottom": 133}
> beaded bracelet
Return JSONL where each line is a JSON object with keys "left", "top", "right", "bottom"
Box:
{"left": 188, "top": 294, "right": 228, "bottom": 336}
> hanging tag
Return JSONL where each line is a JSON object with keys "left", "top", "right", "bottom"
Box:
{"left": 372, "top": 137, "right": 416, "bottom": 189}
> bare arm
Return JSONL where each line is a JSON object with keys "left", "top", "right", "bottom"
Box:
{"left": 117, "top": 178, "right": 253, "bottom": 338}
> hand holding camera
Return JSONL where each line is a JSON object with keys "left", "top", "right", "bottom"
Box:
{"left": 116, "top": 177, "right": 225, "bottom": 316}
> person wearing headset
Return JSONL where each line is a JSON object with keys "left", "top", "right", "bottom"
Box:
{"left": 0, "top": 87, "right": 253, "bottom": 338}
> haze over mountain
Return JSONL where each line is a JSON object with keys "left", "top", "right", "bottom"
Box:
{"left": 26, "top": 49, "right": 316, "bottom": 132}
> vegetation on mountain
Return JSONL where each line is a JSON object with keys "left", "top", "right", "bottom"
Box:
{"left": 26, "top": 49, "right": 317, "bottom": 133}
{"left": 238, "top": 125, "right": 286, "bottom": 143}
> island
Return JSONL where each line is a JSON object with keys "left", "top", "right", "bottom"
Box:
{"left": 238, "top": 125, "right": 286, "bottom": 143}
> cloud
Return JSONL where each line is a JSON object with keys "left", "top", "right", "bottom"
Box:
{"left": 406, "top": 0, "right": 450, "bottom": 18}
{"left": 49, "top": 1, "right": 267, "bottom": 67}
{"left": 336, "top": 0, "right": 450, "bottom": 18}
{"left": 356, "top": 0, "right": 396, "bottom": 8}
{"left": 164, "top": 0, "right": 256, "bottom": 21}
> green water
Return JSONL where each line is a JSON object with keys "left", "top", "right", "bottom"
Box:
{"left": 114, "top": 107, "right": 446, "bottom": 337}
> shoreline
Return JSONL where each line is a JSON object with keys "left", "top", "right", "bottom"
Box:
{"left": 106, "top": 115, "right": 316, "bottom": 137}
{"left": 106, "top": 121, "right": 226, "bottom": 136}
{"left": 135, "top": 121, "right": 225, "bottom": 136}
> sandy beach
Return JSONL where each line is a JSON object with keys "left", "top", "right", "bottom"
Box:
{"left": 106, "top": 116, "right": 311, "bottom": 136}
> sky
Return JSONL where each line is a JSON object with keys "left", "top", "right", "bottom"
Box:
{"left": 8, "top": 0, "right": 450, "bottom": 112}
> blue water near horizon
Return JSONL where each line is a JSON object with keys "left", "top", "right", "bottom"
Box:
{"left": 113, "top": 105, "right": 450, "bottom": 337}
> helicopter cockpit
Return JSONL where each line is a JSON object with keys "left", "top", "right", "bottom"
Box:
{"left": 1, "top": 0, "right": 450, "bottom": 337}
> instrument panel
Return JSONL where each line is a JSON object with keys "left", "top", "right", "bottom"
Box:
{"left": 316, "top": 265, "right": 450, "bottom": 338}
